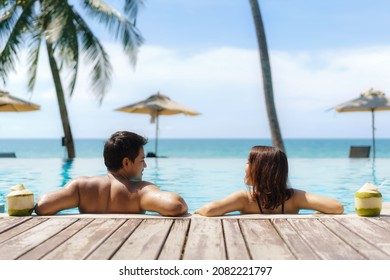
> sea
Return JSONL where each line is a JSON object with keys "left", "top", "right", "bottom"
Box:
{"left": 1, "top": 138, "right": 390, "bottom": 158}
{"left": 1, "top": 138, "right": 389, "bottom": 214}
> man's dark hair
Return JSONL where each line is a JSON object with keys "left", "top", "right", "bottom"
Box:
{"left": 103, "top": 131, "right": 148, "bottom": 171}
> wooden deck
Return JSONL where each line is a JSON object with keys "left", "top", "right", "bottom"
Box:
{"left": 0, "top": 211, "right": 390, "bottom": 260}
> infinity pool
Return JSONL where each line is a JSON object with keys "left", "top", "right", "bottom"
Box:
{"left": 1, "top": 158, "right": 389, "bottom": 214}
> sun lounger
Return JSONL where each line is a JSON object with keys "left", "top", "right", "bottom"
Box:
{"left": 0, "top": 152, "right": 16, "bottom": 158}
{"left": 349, "top": 146, "right": 370, "bottom": 158}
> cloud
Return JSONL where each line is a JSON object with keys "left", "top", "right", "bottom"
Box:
{"left": 2, "top": 44, "right": 390, "bottom": 139}
{"left": 270, "top": 46, "right": 390, "bottom": 137}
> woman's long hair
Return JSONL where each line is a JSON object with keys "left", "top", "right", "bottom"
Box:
{"left": 247, "top": 146, "right": 293, "bottom": 210}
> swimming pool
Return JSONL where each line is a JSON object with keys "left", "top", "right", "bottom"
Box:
{"left": 0, "top": 158, "right": 389, "bottom": 214}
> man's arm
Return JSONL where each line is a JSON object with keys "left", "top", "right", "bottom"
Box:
{"left": 34, "top": 179, "right": 80, "bottom": 215}
{"left": 140, "top": 186, "right": 188, "bottom": 216}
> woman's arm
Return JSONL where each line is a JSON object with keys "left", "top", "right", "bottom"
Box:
{"left": 293, "top": 189, "right": 344, "bottom": 214}
{"left": 194, "top": 190, "right": 247, "bottom": 217}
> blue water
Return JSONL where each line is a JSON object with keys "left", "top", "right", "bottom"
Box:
{"left": 1, "top": 138, "right": 389, "bottom": 214}
{"left": 1, "top": 138, "right": 390, "bottom": 158}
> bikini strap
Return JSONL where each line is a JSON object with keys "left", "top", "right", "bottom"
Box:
{"left": 256, "top": 193, "right": 284, "bottom": 214}
{"left": 255, "top": 194, "right": 263, "bottom": 214}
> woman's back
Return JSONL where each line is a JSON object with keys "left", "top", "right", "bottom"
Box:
{"left": 240, "top": 189, "right": 343, "bottom": 215}
{"left": 195, "top": 146, "right": 344, "bottom": 217}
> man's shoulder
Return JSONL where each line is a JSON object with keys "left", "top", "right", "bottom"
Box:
{"left": 137, "top": 181, "right": 159, "bottom": 190}
{"left": 73, "top": 175, "right": 106, "bottom": 183}
{"left": 72, "top": 176, "right": 107, "bottom": 181}
{"left": 70, "top": 175, "right": 108, "bottom": 189}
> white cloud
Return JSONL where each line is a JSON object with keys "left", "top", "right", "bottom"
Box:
{"left": 2, "top": 44, "right": 390, "bottom": 139}
{"left": 270, "top": 46, "right": 390, "bottom": 138}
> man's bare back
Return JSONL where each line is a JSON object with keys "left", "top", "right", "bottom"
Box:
{"left": 35, "top": 174, "right": 187, "bottom": 216}
{"left": 34, "top": 131, "right": 188, "bottom": 217}
{"left": 77, "top": 174, "right": 148, "bottom": 214}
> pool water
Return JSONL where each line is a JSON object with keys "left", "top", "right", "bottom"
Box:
{"left": 1, "top": 158, "right": 389, "bottom": 214}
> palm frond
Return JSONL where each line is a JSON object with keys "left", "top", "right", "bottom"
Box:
{"left": 27, "top": 25, "right": 42, "bottom": 91}
{"left": 0, "top": 1, "right": 16, "bottom": 19}
{"left": 83, "top": 0, "right": 122, "bottom": 18}
{"left": 36, "top": 1, "right": 80, "bottom": 96}
{"left": 124, "top": 0, "right": 144, "bottom": 22}
{"left": 82, "top": 0, "right": 143, "bottom": 66}
{"left": 0, "top": 3, "right": 18, "bottom": 41}
{"left": 0, "top": 0, "right": 37, "bottom": 84}
{"left": 41, "top": 0, "right": 69, "bottom": 43}
{"left": 73, "top": 9, "right": 112, "bottom": 103}
{"left": 52, "top": 5, "right": 79, "bottom": 97}
{"left": 0, "top": 0, "right": 16, "bottom": 11}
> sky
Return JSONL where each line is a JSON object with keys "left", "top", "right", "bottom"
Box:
{"left": 2, "top": 0, "right": 390, "bottom": 139}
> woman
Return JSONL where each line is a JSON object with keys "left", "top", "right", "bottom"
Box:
{"left": 195, "top": 146, "right": 344, "bottom": 216}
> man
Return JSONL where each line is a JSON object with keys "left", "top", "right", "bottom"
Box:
{"left": 35, "top": 131, "right": 188, "bottom": 216}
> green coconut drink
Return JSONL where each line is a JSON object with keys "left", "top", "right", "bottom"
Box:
{"left": 355, "top": 182, "right": 382, "bottom": 217}
{"left": 6, "top": 184, "right": 34, "bottom": 216}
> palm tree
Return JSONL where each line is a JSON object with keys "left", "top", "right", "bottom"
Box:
{"left": 249, "top": 0, "right": 285, "bottom": 152}
{"left": 0, "top": 0, "right": 143, "bottom": 158}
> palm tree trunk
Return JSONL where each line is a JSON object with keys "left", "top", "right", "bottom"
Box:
{"left": 249, "top": 0, "right": 286, "bottom": 152}
{"left": 46, "top": 41, "right": 76, "bottom": 158}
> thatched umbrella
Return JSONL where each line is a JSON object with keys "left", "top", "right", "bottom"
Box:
{"left": 0, "top": 89, "right": 40, "bottom": 157}
{"left": 335, "top": 88, "right": 390, "bottom": 158}
{"left": 0, "top": 90, "right": 40, "bottom": 112}
{"left": 115, "top": 92, "right": 200, "bottom": 156}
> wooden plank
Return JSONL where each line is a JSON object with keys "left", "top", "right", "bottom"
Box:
{"left": 0, "top": 217, "right": 32, "bottom": 234}
{"left": 111, "top": 219, "right": 173, "bottom": 260}
{"left": 380, "top": 216, "right": 390, "bottom": 224}
{"left": 0, "top": 217, "right": 21, "bottom": 227}
{"left": 183, "top": 218, "right": 226, "bottom": 260}
{"left": 0, "top": 218, "right": 47, "bottom": 244}
{"left": 240, "top": 219, "right": 295, "bottom": 260}
{"left": 42, "top": 218, "right": 125, "bottom": 260}
{"left": 368, "top": 217, "right": 390, "bottom": 231}
{"left": 87, "top": 219, "right": 142, "bottom": 260}
{"left": 0, "top": 218, "right": 77, "bottom": 260}
{"left": 0, "top": 216, "right": 388, "bottom": 261}
{"left": 18, "top": 219, "right": 93, "bottom": 260}
{"left": 320, "top": 218, "right": 389, "bottom": 259}
{"left": 0, "top": 216, "right": 31, "bottom": 228}
{"left": 289, "top": 219, "right": 364, "bottom": 260}
{"left": 159, "top": 219, "right": 190, "bottom": 260}
{"left": 337, "top": 217, "right": 390, "bottom": 255}
{"left": 272, "top": 219, "right": 319, "bottom": 260}
{"left": 222, "top": 219, "right": 250, "bottom": 260}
